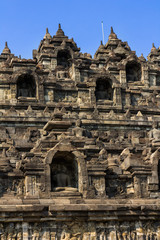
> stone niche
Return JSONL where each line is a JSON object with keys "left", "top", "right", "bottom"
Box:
{"left": 57, "top": 49, "right": 71, "bottom": 68}
{"left": 50, "top": 151, "right": 78, "bottom": 192}
{"left": 126, "top": 61, "right": 141, "bottom": 82}
{"left": 17, "top": 74, "right": 36, "bottom": 99}
{"left": 95, "top": 78, "right": 113, "bottom": 101}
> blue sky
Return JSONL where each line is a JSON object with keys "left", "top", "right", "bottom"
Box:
{"left": 0, "top": 0, "right": 160, "bottom": 59}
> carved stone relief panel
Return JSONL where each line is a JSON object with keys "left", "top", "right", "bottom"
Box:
{"left": 77, "top": 90, "right": 90, "bottom": 104}
{"left": 44, "top": 88, "right": 54, "bottom": 102}
{"left": 25, "top": 176, "right": 40, "bottom": 197}
{"left": 149, "top": 74, "right": 156, "bottom": 86}
{"left": 0, "top": 178, "right": 24, "bottom": 197}
{"left": 1, "top": 221, "right": 159, "bottom": 239}
{"left": 54, "top": 90, "right": 77, "bottom": 103}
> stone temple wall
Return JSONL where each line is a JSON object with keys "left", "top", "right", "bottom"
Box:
{"left": 0, "top": 24, "right": 160, "bottom": 239}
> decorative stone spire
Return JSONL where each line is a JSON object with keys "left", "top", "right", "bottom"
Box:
{"left": 98, "top": 40, "right": 105, "bottom": 50}
{"left": 147, "top": 43, "right": 158, "bottom": 61}
{"left": 44, "top": 28, "right": 52, "bottom": 40}
{"left": 109, "top": 27, "right": 117, "bottom": 40}
{"left": 56, "top": 23, "right": 65, "bottom": 37}
{"left": 139, "top": 53, "right": 146, "bottom": 62}
{"left": 2, "top": 42, "right": 11, "bottom": 54}
{"left": 151, "top": 43, "right": 157, "bottom": 53}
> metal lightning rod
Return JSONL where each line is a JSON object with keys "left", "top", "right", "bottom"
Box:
{"left": 101, "top": 21, "right": 105, "bottom": 45}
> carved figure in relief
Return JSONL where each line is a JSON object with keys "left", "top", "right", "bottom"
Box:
{"left": 18, "top": 81, "right": 34, "bottom": 98}
{"left": 72, "top": 119, "right": 92, "bottom": 138}
{"left": 97, "top": 84, "right": 108, "bottom": 99}
{"left": 72, "top": 120, "right": 84, "bottom": 137}
{"left": 17, "top": 180, "right": 24, "bottom": 195}
{"left": 18, "top": 82, "right": 29, "bottom": 97}
{"left": 48, "top": 90, "right": 54, "bottom": 102}
{"left": 93, "top": 177, "right": 106, "bottom": 197}
{"left": 142, "top": 147, "right": 152, "bottom": 163}
{"left": 98, "top": 148, "right": 108, "bottom": 164}
{"left": 149, "top": 122, "right": 160, "bottom": 144}
{"left": 96, "top": 80, "right": 112, "bottom": 101}
{"left": 52, "top": 165, "right": 71, "bottom": 190}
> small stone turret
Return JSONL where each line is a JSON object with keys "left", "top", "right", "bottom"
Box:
{"left": 108, "top": 26, "right": 118, "bottom": 40}
{"left": 151, "top": 43, "right": 157, "bottom": 53}
{"left": 43, "top": 28, "right": 52, "bottom": 40}
{"left": 56, "top": 23, "right": 65, "bottom": 37}
{"left": 2, "top": 42, "right": 11, "bottom": 55}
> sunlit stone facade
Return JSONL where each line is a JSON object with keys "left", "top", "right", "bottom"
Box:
{"left": 0, "top": 24, "right": 160, "bottom": 239}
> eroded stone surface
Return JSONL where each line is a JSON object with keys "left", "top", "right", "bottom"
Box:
{"left": 0, "top": 25, "right": 160, "bottom": 238}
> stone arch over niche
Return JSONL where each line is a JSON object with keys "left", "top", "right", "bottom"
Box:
{"left": 50, "top": 151, "right": 78, "bottom": 192}
{"left": 95, "top": 78, "right": 113, "bottom": 101}
{"left": 45, "top": 142, "right": 88, "bottom": 195}
{"left": 126, "top": 61, "right": 141, "bottom": 82}
{"left": 17, "top": 74, "right": 36, "bottom": 98}
{"left": 57, "top": 49, "right": 72, "bottom": 68}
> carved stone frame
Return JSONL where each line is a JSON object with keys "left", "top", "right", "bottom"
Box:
{"left": 11, "top": 70, "right": 40, "bottom": 101}
{"left": 44, "top": 140, "right": 88, "bottom": 196}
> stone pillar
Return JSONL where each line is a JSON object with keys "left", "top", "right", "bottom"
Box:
{"left": 75, "top": 68, "right": 80, "bottom": 82}
{"left": 22, "top": 223, "right": 29, "bottom": 240}
{"left": 120, "top": 70, "right": 126, "bottom": 84}
{"left": 113, "top": 87, "right": 122, "bottom": 106}
{"left": 10, "top": 84, "right": 17, "bottom": 99}
{"left": 51, "top": 59, "right": 57, "bottom": 70}
{"left": 90, "top": 87, "right": 96, "bottom": 104}
{"left": 134, "top": 176, "right": 142, "bottom": 198}
{"left": 38, "top": 82, "right": 45, "bottom": 103}
{"left": 149, "top": 73, "right": 156, "bottom": 87}
{"left": 10, "top": 84, "right": 17, "bottom": 104}
{"left": 125, "top": 93, "right": 131, "bottom": 107}
{"left": 141, "top": 64, "right": 149, "bottom": 87}
{"left": 25, "top": 176, "right": 39, "bottom": 197}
